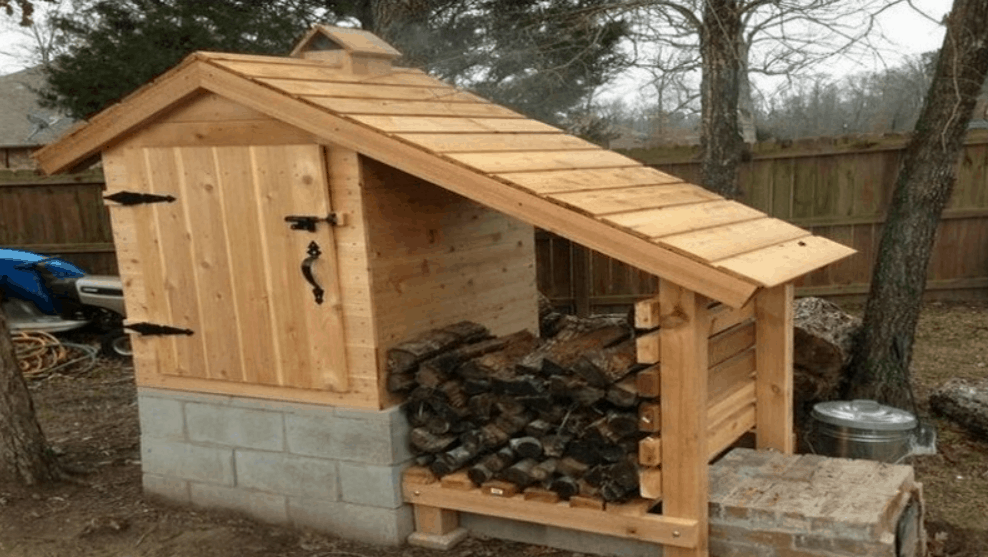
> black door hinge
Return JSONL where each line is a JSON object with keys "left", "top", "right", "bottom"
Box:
{"left": 125, "top": 322, "right": 194, "bottom": 336}
{"left": 105, "top": 191, "right": 177, "bottom": 206}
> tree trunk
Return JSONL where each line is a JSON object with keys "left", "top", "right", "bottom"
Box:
{"left": 0, "top": 307, "right": 61, "bottom": 484}
{"left": 845, "top": 0, "right": 988, "bottom": 408}
{"left": 699, "top": 0, "right": 745, "bottom": 199}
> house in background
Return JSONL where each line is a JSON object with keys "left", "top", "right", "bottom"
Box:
{"left": 0, "top": 66, "right": 75, "bottom": 168}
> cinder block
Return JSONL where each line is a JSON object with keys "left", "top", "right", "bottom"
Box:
{"left": 287, "top": 497, "right": 414, "bottom": 546}
{"left": 285, "top": 411, "right": 336, "bottom": 460}
{"left": 338, "top": 461, "right": 406, "bottom": 508}
{"left": 190, "top": 482, "right": 288, "bottom": 524}
{"left": 235, "top": 449, "right": 339, "bottom": 500}
{"left": 185, "top": 402, "right": 284, "bottom": 451}
{"left": 142, "top": 473, "right": 190, "bottom": 504}
{"left": 141, "top": 438, "right": 235, "bottom": 486}
{"left": 138, "top": 394, "right": 185, "bottom": 441}
{"left": 287, "top": 411, "right": 403, "bottom": 465}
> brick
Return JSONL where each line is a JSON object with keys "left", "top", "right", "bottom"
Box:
{"left": 190, "top": 482, "right": 288, "bottom": 524}
{"left": 138, "top": 394, "right": 185, "bottom": 441}
{"left": 141, "top": 439, "right": 235, "bottom": 486}
{"left": 710, "top": 524, "right": 795, "bottom": 549}
{"left": 794, "top": 534, "right": 894, "bottom": 557}
{"left": 709, "top": 538, "right": 775, "bottom": 557}
{"left": 235, "top": 449, "right": 339, "bottom": 500}
{"left": 339, "top": 461, "right": 406, "bottom": 508}
{"left": 287, "top": 497, "right": 414, "bottom": 546}
{"left": 142, "top": 473, "right": 190, "bottom": 503}
{"left": 185, "top": 402, "right": 284, "bottom": 451}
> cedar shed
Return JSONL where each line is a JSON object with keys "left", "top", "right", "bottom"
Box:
{"left": 36, "top": 26, "right": 854, "bottom": 557}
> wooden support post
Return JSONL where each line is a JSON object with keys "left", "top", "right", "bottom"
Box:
{"left": 572, "top": 244, "right": 591, "bottom": 317}
{"left": 755, "top": 283, "right": 795, "bottom": 453}
{"left": 660, "top": 282, "right": 709, "bottom": 557}
{"left": 408, "top": 505, "right": 469, "bottom": 550}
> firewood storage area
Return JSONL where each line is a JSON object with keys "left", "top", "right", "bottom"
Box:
{"left": 34, "top": 25, "right": 859, "bottom": 556}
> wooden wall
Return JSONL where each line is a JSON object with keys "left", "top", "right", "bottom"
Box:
{"left": 0, "top": 145, "right": 115, "bottom": 274}
{"left": 540, "top": 131, "right": 988, "bottom": 314}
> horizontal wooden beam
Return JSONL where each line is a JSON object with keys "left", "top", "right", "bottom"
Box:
{"left": 402, "top": 473, "right": 699, "bottom": 549}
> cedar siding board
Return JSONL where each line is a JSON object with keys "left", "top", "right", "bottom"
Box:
{"left": 34, "top": 51, "right": 853, "bottom": 310}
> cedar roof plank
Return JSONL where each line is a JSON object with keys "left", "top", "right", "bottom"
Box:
{"left": 213, "top": 58, "right": 439, "bottom": 85}
{"left": 659, "top": 218, "right": 811, "bottom": 262}
{"left": 448, "top": 149, "right": 637, "bottom": 173}
{"left": 308, "top": 97, "right": 519, "bottom": 118}
{"left": 398, "top": 133, "right": 598, "bottom": 153}
{"left": 713, "top": 236, "right": 857, "bottom": 287}
{"left": 351, "top": 115, "right": 557, "bottom": 133}
{"left": 498, "top": 166, "right": 682, "bottom": 195}
{"left": 604, "top": 200, "right": 764, "bottom": 238}
{"left": 550, "top": 184, "right": 720, "bottom": 217}
{"left": 258, "top": 78, "right": 477, "bottom": 101}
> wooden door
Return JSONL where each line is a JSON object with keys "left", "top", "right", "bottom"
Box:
{"left": 108, "top": 144, "right": 349, "bottom": 392}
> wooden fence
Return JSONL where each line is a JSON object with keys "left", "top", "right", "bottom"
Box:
{"left": 6, "top": 131, "right": 988, "bottom": 313}
{"left": 0, "top": 146, "right": 116, "bottom": 275}
{"left": 539, "top": 131, "right": 988, "bottom": 314}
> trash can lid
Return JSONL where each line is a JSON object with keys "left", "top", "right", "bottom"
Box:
{"left": 812, "top": 399, "right": 917, "bottom": 431}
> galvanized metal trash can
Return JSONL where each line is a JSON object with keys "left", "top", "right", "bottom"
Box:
{"left": 812, "top": 399, "right": 917, "bottom": 463}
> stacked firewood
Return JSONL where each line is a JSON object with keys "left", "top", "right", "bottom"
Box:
{"left": 388, "top": 314, "right": 648, "bottom": 503}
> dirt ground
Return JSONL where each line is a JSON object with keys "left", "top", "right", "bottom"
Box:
{"left": 1, "top": 300, "right": 987, "bottom": 557}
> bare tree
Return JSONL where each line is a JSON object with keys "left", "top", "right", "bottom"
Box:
{"left": 845, "top": 0, "right": 988, "bottom": 407}
{"left": 609, "top": 0, "right": 902, "bottom": 197}
{"left": 0, "top": 307, "right": 61, "bottom": 484}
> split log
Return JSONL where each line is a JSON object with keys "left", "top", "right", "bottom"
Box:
{"left": 467, "top": 446, "right": 516, "bottom": 485}
{"left": 572, "top": 339, "right": 638, "bottom": 387}
{"left": 793, "top": 297, "right": 861, "bottom": 400}
{"left": 509, "top": 436, "right": 544, "bottom": 459}
{"left": 410, "top": 428, "right": 457, "bottom": 454}
{"left": 606, "top": 375, "right": 641, "bottom": 408}
{"left": 431, "top": 444, "right": 481, "bottom": 476}
{"left": 930, "top": 378, "right": 988, "bottom": 440}
{"left": 387, "top": 321, "right": 490, "bottom": 375}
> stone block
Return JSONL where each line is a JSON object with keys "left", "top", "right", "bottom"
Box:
{"left": 287, "top": 409, "right": 406, "bottom": 465}
{"left": 190, "top": 482, "right": 288, "bottom": 524}
{"left": 287, "top": 497, "right": 414, "bottom": 546}
{"left": 142, "top": 473, "right": 190, "bottom": 504}
{"left": 138, "top": 394, "right": 185, "bottom": 441}
{"left": 338, "top": 461, "right": 406, "bottom": 508}
{"left": 407, "top": 527, "right": 469, "bottom": 550}
{"left": 185, "top": 402, "right": 284, "bottom": 451}
{"left": 141, "top": 438, "right": 235, "bottom": 486}
{"left": 235, "top": 449, "right": 339, "bottom": 500}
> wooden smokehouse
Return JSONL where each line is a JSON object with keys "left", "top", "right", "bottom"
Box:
{"left": 35, "top": 25, "right": 854, "bottom": 557}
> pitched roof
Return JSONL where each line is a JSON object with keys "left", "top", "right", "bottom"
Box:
{"left": 0, "top": 66, "right": 75, "bottom": 147}
{"left": 34, "top": 46, "right": 854, "bottom": 308}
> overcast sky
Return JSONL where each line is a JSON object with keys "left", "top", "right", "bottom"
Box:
{"left": 0, "top": 1, "right": 952, "bottom": 83}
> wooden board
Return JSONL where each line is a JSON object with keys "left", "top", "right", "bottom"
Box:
{"left": 448, "top": 150, "right": 637, "bottom": 174}
{"left": 350, "top": 115, "right": 558, "bottom": 134}
{"left": 755, "top": 283, "right": 795, "bottom": 453}
{"left": 211, "top": 58, "right": 440, "bottom": 86}
{"left": 402, "top": 471, "right": 699, "bottom": 549}
{"left": 660, "top": 217, "right": 810, "bottom": 263}
{"left": 499, "top": 167, "right": 683, "bottom": 195}
{"left": 549, "top": 184, "right": 720, "bottom": 218}
{"left": 714, "top": 235, "right": 858, "bottom": 288}
{"left": 397, "top": 133, "right": 597, "bottom": 153}
{"left": 259, "top": 77, "right": 481, "bottom": 101}
{"left": 604, "top": 200, "right": 764, "bottom": 239}
{"left": 658, "top": 282, "right": 709, "bottom": 557}
{"left": 308, "top": 97, "right": 519, "bottom": 118}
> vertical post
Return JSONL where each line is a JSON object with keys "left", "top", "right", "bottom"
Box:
{"left": 755, "top": 283, "right": 795, "bottom": 453}
{"left": 571, "top": 244, "right": 591, "bottom": 317}
{"left": 660, "top": 282, "right": 709, "bottom": 557}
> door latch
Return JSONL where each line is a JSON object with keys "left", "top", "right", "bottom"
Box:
{"left": 284, "top": 213, "right": 343, "bottom": 232}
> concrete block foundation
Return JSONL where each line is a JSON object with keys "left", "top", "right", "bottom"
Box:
{"left": 138, "top": 388, "right": 923, "bottom": 555}
{"left": 138, "top": 388, "right": 414, "bottom": 545}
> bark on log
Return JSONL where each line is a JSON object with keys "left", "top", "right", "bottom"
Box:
{"left": 794, "top": 297, "right": 861, "bottom": 400}
{"left": 387, "top": 321, "right": 490, "bottom": 374}
{"left": 930, "top": 378, "right": 988, "bottom": 440}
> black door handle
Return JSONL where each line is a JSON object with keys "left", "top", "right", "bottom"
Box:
{"left": 301, "top": 241, "right": 324, "bottom": 304}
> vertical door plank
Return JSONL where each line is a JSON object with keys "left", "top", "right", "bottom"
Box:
{"left": 286, "top": 145, "right": 349, "bottom": 392}
{"left": 175, "top": 146, "right": 244, "bottom": 382}
{"left": 755, "top": 283, "right": 794, "bottom": 453}
{"left": 214, "top": 147, "right": 280, "bottom": 386}
{"left": 660, "top": 282, "right": 710, "bottom": 557}
{"left": 145, "top": 147, "right": 209, "bottom": 379}
{"left": 251, "top": 145, "right": 313, "bottom": 388}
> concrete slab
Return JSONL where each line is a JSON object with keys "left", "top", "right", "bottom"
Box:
{"left": 407, "top": 527, "right": 469, "bottom": 550}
